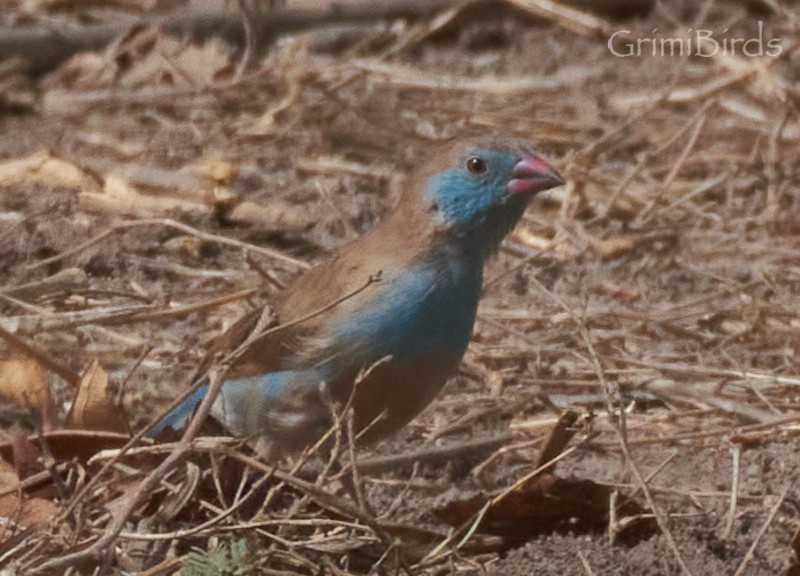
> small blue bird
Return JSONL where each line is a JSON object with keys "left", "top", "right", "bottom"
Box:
{"left": 150, "top": 141, "right": 564, "bottom": 457}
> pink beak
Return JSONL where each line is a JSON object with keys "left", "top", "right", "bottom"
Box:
{"left": 508, "top": 155, "right": 564, "bottom": 195}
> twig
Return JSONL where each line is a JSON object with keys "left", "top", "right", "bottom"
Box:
{"left": 350, "top": 58, "right": 604, "bottom": 94}
{"left": 504, "top": 0, "right": 613, "bottom": 37}
{"left": 0, "top": 268, "right": 87, "bottom": 299}
{"left": 577, "top": 549, "right": 598, "bottom": 576}
{"left": 0, "top": 288, "right": 258, "bottom": 335}
{"left": 638, "top": 109, "right": 709, "bottom": 222}
{"left": 23, "top": 217, "right": 308, "bottom": 273}
{"left": 606, "top": 357, "right": 800, "bottom": 388}
{"left": 351, "top": 432, "right": 513, "bottom": 475}
{"left": 732, "top": 483, "right": 791, "bottom": 576}
{"left": 581, "top": 323, "right": 695, "bottom": 575}
{"left": 722, "top": 443, "right": 741, "bottom": 539}
{"left": 1, "top": 0, "right": 459, "bottom": 75}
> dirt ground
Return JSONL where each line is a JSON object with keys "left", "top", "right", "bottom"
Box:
{"left": 0, "top": 0, "right": 799, "bottom": 574}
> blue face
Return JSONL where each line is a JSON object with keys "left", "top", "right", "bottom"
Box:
{"left": 424, "top": 147, "right": 533, "bottom": 250}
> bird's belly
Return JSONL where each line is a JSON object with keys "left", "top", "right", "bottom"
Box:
{"left": 336, "top": 352, "right": 458, "bottom": 443}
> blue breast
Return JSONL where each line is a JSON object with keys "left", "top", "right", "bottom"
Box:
{"left": 324, "top": 249, "right": 483, "bottom": 374}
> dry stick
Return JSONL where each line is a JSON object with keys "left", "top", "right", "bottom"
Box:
{"left": 505, "top": 0, "right": 613, "bottom": 37}
{"left": 526, "top": 274, "right": 695, "bottom": 576}
{"left": 136, "top": 557, "right": 183, "bottom": 576}
{"left": 118, "top": 512, "right": 372, "bottom": 541}
{"left": 629, "top": 451, "right": 678, "bottom": 501}
{"left": 605, "top": 482, "right": 764, "bottom": 504}
{"left": 127, "top": 287, "right": 258, "bottom": 322}
{"left": 1, "top": 287, "right": 257, "bottom": 336}
{"left": 24, "top": 217, "right": 309, "bottom": 273}
{"left": 0, "top": 291, "right": 47, "bottom": 314}
{"left": 762, "top": 106, "right": 792, "bottom": 222}
{"left": 657, "top": 170, "right": 730, "bottom": 215}
{"left": 577, "top": 549, "right": 598, "bottom": 576}
{"left": 0, "top": 303, "right": 152, "bottom": 335}
{"left": 0, "top": 268, "right": 87, "bottom": 299}
{"left": 722, "top": 443, "right": 741, "bottom": 540}
{"left": 605, "top": 356, "right": 800, "bottom": 388}
{"left": 233, "top": 0, "right": 257, "bottom": 82}
{"left": 353, "top": 432, "right": 514, "bottom": 475}
{"left": 732, "top": 483, "right": 792, "bottom": 576}
{"left": 593, "top": 414, "right": 800, "bottom": 449}
{"left": 0, "top": 463, "right": 72, "bottom": 499}
{"left": 638, "top": 109, "right": 709, "bottom": 222}
{"left": 581, "top": 324, "right": 695, "bottom": 576}
{"left": 379, "top": 1, "right": 471, "bottom": 58}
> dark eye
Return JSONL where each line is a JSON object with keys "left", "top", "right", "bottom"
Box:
{"left": 466, "top": 156, "right": 488, "bottom": 174}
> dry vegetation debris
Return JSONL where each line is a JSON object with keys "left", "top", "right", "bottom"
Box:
{"left": 0, "top": 0, "right": 798, "bottom": 574}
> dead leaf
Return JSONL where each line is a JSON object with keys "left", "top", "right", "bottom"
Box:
{"left": 79, "top": 174, "right": 212, "bottom": 217}
{"left": 226, "top": 200, "right": 314, "bottom": 232}
{"left": 0, "top": 456, "right": 57, "bottom": 530}
{"left": 64, "top": 360, "right": 130, "bottom": 434}
{"left": 435, "top": 473, "right": 656, "bottom": 549}
{"left": 0, "top": 357, "right": 55, "bottom": 429}
{"left": 0, "top": 150, "right": 100, "bottom": 192}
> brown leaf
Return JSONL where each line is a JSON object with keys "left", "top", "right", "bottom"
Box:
{"left": 64, "top": 360, "right": 130, "bottom": 434}
{"left": 0, "top": 357, "right": 55, "bottom": 429}
{"left": 0, "top": 455, "right": 58, "bottom": 530}
{"left": 435, "top": 473, "right": 656, "bottom": 549}
{"left": 79, "top": 174, "right": 212, "bottom": 218}
{"left": 0, "top": 150, "right": 100, "bottom": 192}
{"left": 118, "top": 34, "right": 233, "bottom": 89}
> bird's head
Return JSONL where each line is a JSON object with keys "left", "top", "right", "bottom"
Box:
{"left": 419, "top": 142, "right": 564, "bottom": 252}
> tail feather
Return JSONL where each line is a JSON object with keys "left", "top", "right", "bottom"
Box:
{"left": 147, "top": 383, "right": 209, "bottom": 438}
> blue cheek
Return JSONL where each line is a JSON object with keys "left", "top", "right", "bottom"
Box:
{"left": 427, "top": 172, "right": 495, "bottom": 228}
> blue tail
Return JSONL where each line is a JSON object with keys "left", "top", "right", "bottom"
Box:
{"left": 147, "top": 382, "right": 209, "bottom": 438}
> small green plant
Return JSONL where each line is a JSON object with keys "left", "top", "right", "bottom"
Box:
{"left": 182, "top": 537, "right": 267, "bottom": 576}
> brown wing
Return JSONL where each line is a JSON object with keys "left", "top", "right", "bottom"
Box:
{"left": 200, "top": 152, "right": 443, "bottom": 380}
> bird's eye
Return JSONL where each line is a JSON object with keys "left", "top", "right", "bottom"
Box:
{"left": 466, "top": 156, "right": 488, "bottom": 175}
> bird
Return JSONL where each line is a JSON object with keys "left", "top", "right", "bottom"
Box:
{"left": 148, "top": 140, "right": 564, "bottom": 458}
